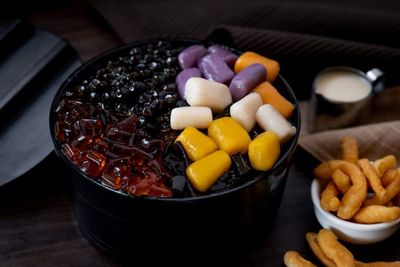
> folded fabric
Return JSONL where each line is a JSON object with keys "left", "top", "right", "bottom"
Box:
{"left": 90, "top": 0, "right": 400, "bottom": 99}
{"left": 299, "top": 120, "right": 400, "bottom": 162}
{"left": 91, "top": 0, "right": 400, "bottom": 48}
{"left": 299, "top": 86, "right": 400, "bottom": 162}
{"left": 207, "top": 26, "right": 400, "bottom": 99}
{"left": 90, "top": 0, "right": 400, "bottom": 164}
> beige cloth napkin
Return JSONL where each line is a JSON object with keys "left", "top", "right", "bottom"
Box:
{"left": 299, "top": 86, "right": 400, "bottom": 162}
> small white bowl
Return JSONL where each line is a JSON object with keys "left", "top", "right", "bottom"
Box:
{"left": 311, "top": 179, "right": 400, "bottom": 245}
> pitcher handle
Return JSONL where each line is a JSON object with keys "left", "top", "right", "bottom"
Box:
{"left": 366, "top": 68, "right": 385, "bottom": 94}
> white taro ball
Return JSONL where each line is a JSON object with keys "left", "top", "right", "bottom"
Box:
{"left": 185, "top": 77, "right": 232, "bottom": 113}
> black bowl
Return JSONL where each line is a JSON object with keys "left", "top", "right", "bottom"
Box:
{"left": 49, "top": 39, "right": 301, "bottom": 263}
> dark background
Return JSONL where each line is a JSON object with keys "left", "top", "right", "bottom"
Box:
{"left": 1, "top": 0, "right": 400, "bottom": 266}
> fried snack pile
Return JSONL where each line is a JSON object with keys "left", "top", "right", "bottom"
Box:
{"left": 314, "top": 136, "right": 400, "bottom": 224}
{"left": 283, "top": 229, "right": 400, "bottom": 267}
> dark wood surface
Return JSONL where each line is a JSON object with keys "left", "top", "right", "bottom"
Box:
{"left": 1, "top": 1, "right": 399, "bottom": 266}
{"left": 3, "top": 151, "right": 398, "bottom": 266}
{"left": 27, "top": 1, "right": 121, "bottom": 62}
{"left": 0, "top": 152, "right": 314, "bottom": 267}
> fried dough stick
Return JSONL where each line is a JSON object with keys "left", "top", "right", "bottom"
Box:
{"left": 314, "top": 160, "right": 368, "bottom": 219}
{"left": 358, "top": 159, "right": 387, "bottom": 200}
{"left": 317, "top": 229, "right": 355, "bottom": 267}
{"left": 284, "top": 251, "right": 317, "bottom": 267}
{"left": 341, "top": 136, "right": 359, "bottom": 163}
{"left": 321, "top": 181, "right": 340, "bottom": 212}
{"left": 364, "top": 174, "right": 400, "bottom": 206}
{"left": 305, "top": 232, "right": 336, "bottom": 267}
{"left": 373, "top": 155, "right": 397, "bottom": 177}
{"left": 332, "top": 169, "right": 351, "bottom": 194}
{"left": 353, "top": 205, "right": 400, "bottom": 224}
{"left": 381, "top": 170, "right": 398, "bottom": 187}
{"left": 356, "top": 261, "right": 400, "bottom": 267}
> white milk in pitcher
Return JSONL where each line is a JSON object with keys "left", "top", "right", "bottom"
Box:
{"left": 315, "top": 70, "right": 372, "bottom": 103}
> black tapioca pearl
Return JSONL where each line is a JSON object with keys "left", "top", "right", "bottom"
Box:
{"left": 89, "top": 92, "right": 97, "bottom": 100}
{"left": 96, "top": 69, "right": 105, "bottom": 78}
{"left": 78, "top": 85, "right": 87, "bottom": 94}
{"left": 146, "top": 43, "right": 154, "bottom": 51}
{"left": 137, "top": 129, "right": 149, "bottom": 139}
{"left": 138, "top": 95, "right": 147, "bottom": 104}
{"left": 134, "top": 81, "right": 146, "bottom": 91}
{"left": 153, "top": 49, "right": 165, "bottom": 58}
{"left": 117, "top": 66, "right": 126, "bottom": 73}
{"left": 130, "top": 71, "right": 140, "bottom": 79}
{"left": 89, "top": 79, "right": 102, "bottom": 91}
{"left": 176, "top": 100, "right": 188, "bottom": 107}
{"left": 65, "top": 91, "right": 74, "bottom": 97}
{"left": 137, "top": 116, "right": 147, "bottom": 127}
{"left": 155, "top": 116, "right": 163, "bottom": 124}
{"left": 115, "top": 89, "right": 123, "bottom": 98}
{"left": 140, "top": 69, "right": 152, "bottom": 78}
{"left": 141, "top": 106, "right": 153, "bottom": 117}
{"left": 161, "top": 122, "right": 171, "bottom": 131}
{"left": 161, "top": 84, "right": 177, "bottom": 92}
{"left": 164, "top": 68, "right": 178, "bottom": 79}
{"left": 156, "top": 41, "right": 170, "bottom": 48}
{"left": 158, "top": 91, "right": 169, "bottom": 98}
{"left": 150, "top": 90, "right": 158, "bottom": 97}
{"left": 120, "top": 86, "right": 131, "bottom": 95}
{"left": 144, "top": 54, "right": 155, "bottom": 62}
{"left": 129, "top": 47, "right": 142, "bottom": 55}
{"left": 144, "top": 80, "right": 155, "bottom": 90}
{"left": 136, "top": 63, "right": 146, "bottom": 70}
{"left": 128, "top": 56, "right": 139, "bottom": 65}
{"left": 165, "top": 56, "right": 177, "bottom": 66}
{"left": 102, "top": 92, "right": 111, "bottom": 100}
{"left": 139, "top": 138, "right": 151, "bottom": 149}
{"left": 153, "top": 73, "right": 165, "bottom": 84}
{"left": 164, "top": 94, "right": 176, "bottom": 104}
{"left": 149, "top": 62, "right": 161, "bottom": 71}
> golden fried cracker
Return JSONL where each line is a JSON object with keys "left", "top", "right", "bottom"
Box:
{"left": 317, "top": 229, "right": 355, "bottom": 267}
{"left": 341, "top": 136, "right": 359, "bottom": 163}
{"left": 284, "top": 251, "right": 317, "bottom": 267}
{"left": 353, "top": 205, "right": 400, "bottom": 224}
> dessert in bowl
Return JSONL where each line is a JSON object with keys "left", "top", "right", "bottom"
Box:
{"left": 311, "top": 136, "right": 400, "bottom": 245}
{"left": 49, "top": 39, "right": 300, "bottom": 258}
{"left": 311, "top": 179, "right": 400, "bottom": 245}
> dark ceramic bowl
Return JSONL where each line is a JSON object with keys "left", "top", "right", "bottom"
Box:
{"left": 49, "top": 39, "right": 301, "bottom": 263}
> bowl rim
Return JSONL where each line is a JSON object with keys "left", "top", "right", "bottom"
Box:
{"left": 311, "top": 179, "right": 400, "bottom": 230}
{"left": 49, "top": 38, "right": 301, "bottom": 202}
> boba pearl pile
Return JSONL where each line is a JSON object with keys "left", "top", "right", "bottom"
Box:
{"left": 54, "top": 41, "right": 185, "bottom": 198}
{"left": 53, "top": 40, "right": 296, "bottom": 198}
{"left": 171, "top": 45, "right": 297, "bottom": 193}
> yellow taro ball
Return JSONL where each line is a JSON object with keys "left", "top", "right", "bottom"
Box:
{"left": 208, "top": 117, "right": 251, "bottom": 155}
{"left": 175, "top": 126, "right": 218, "bottom": 161}
{"left": 248, "top": 131, "right": 280, "bottom": 171}
{"left": 186, "top": 150, "right": 231, "bottom": 192}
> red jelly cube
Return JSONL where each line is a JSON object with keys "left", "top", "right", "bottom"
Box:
{"left": 117, "top": 114, "right": 138, "bottom": 133}
{"left": 79, "top": 150, "right": 106, "bottom": 177}
{"left": 148, "top": 183, "right": 172, "bottom": 197}
{"left": 54, "top": 122, "right": 65, "bottom": 143}
{"left": 71, "top": 135, "right": 95, "bottom": 151}
{"left": 61, "top": 143, "right": 86, "bottom": 164}
{"left": 106, "top": 126, "right": 134, "bottom": 145}
{"left": 75, "top": 119, "right": 102, "bottom": 137}
{"left": 101, "top": 157, "right": 132, "bottom": 190}
{"left": 61, "top": 143, "right": 77, "bottom": 161}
